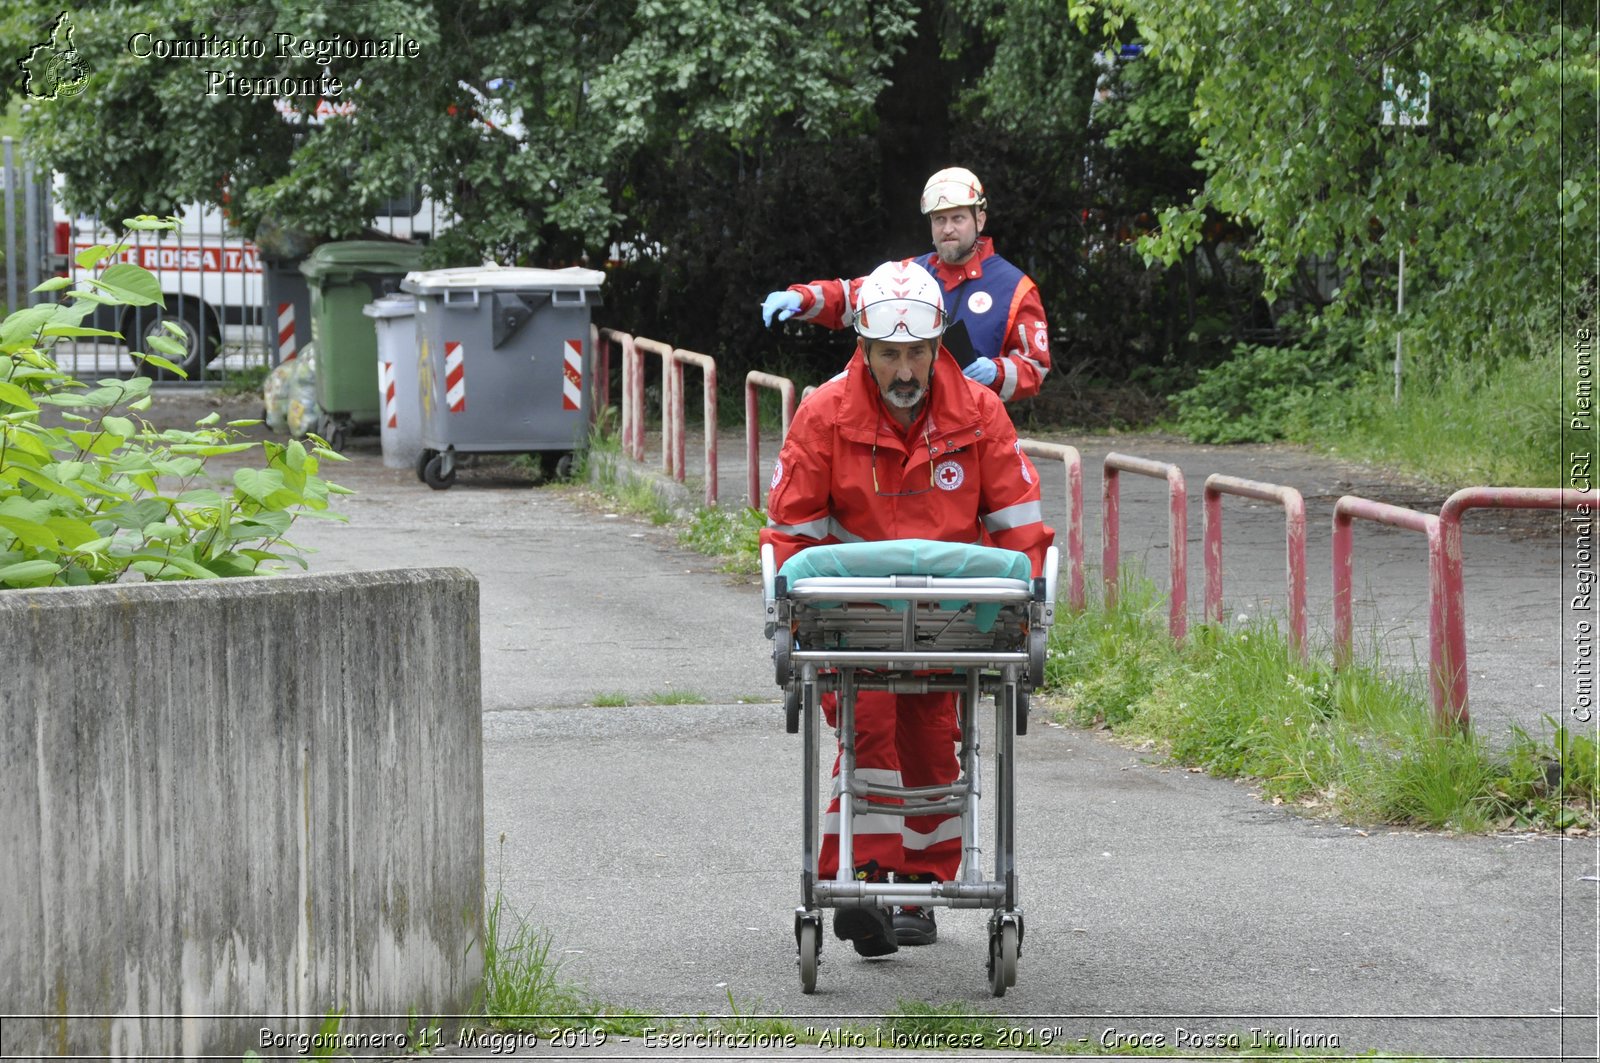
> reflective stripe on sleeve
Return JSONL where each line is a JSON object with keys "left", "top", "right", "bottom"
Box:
{"left": 765, "top": 514, "right": 869, "bottom": 543}
{"left": 797, "top": 283, "right": 829, "bottom": 322}
{"left": 829, "top": 516, "right": 866, "bottom": 543}
{"left": 767, "top": 515, "right": 830, "bottom": 540}
{"left": 981, "top": 499, "right": 1044, "bottom": 533}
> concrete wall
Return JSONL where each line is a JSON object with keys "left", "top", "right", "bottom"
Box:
{"left": 0, "top": 568, "right": 484, "bottom": 1059}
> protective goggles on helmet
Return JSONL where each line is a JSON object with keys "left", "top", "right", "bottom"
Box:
{"left": 853, "top": 298, "right": 947, "bottom": 341}
{"left": 920, "top": 167, "right": 987, "bottom": 214}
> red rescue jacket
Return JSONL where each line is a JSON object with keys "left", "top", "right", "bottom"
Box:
{"left": 760, "top": 345, "right": 1054, "bottom": 576}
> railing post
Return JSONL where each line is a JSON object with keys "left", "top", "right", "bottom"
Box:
{"left": 1019, "top": 440, "right": 1085, "bottom": 611}
{"left": 1103, "top": 465, "right": 1121, "bottom": 609}
{"left": 1437, "top": 487, "right": 1598, "bottom": 723}
{"left": 1332, "top": 496, "right": 1451, "bottom": 726}
{"left": 1103, "top": 453, "right": 1187, "bottom": 639}
{"left": 746, "top": 371, "right": 798, "bottom": 510}
{"left": 671, "top": 348, "right": 718, "bottom": 507}
{"left": 595, "top": 326, "right": 630, "bottom": 429}
{"left": 1202, "top": 474, "right": 1307, "bottom": 659}
{"left": 632, "top": 337, "right": 675, "bottom": 472}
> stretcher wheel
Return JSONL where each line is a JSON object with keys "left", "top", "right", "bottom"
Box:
{"left": 988, "top": 922, "right": 1019, "bottom": 997}
{"left": 1028, "top": 626, "right": 1049, "bottom": 686}
{"left": 797, "top": 921, "right": 820, "bottom": 993}
{"left": 784, "top": 685, "right": 801, "bottom": 734}
{"left": 773, "top": 636, "right": 792, "bottom": 686}
{"left": 996, "top": 687, "right": 1031, "bottom": 735}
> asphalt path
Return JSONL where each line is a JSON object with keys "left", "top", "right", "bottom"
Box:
{"left": 158, "top": 395, "right": 1597, "bottom": 1061}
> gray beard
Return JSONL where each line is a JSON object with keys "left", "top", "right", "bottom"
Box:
{"left": 885, "top": 384, "right": 926, "bottom": 409}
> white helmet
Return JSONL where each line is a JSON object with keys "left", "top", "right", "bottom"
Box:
{"left": 920, "top": 166, "right": 987, "bottom": 214}
{"left": 853, "top": 261, "right": 946, "bottom": 342}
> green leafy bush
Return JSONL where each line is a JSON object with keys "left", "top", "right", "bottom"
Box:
{"left": 0, "top": 219, "right": 347, "bottom": 588}
{"left": 1171, "top": 339, "right": 1363, "bottom": 444}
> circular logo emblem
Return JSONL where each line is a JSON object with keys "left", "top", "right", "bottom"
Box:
{"left": 935, "top": 460, "right": 965, "bottom": 491}
{"left": 1014, "top": 440, "right": 1033, "bottom": 484}
{"left": 968, "top": 291, "right": 993, "bottom": 315}
{"left": 770, "top": 457, "right": 783, "bottom": 490}
{"left": 1033, "top": 326, "right": 1049, "bottom": 353}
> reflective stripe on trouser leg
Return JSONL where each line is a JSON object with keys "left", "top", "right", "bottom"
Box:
{"left": 816, "top": 690, "right": 961, "bottom": 880}
{"left": 895, "top": 691, "right": 963, "bottom": 880}
{"left": 817, "top": 689, "right": 904, "bottom": 879}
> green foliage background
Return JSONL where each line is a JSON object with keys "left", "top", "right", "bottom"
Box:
{"left": 3, "top": 1, "right": 1592, "bottom": 477}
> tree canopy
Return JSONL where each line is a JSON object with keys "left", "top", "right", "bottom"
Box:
{"left": 6, "top": 0, "right": 1590, "bottom": 396}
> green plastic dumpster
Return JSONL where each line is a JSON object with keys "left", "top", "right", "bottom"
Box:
{"left": 298, "top": 240, "right": 425, "bottom": 447}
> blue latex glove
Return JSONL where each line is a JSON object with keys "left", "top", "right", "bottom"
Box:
{"left": 963, "top": 356, "right": 998, "bottom": 386}
{"left": 761, "top": 290, "right": 802, "bottom": 327}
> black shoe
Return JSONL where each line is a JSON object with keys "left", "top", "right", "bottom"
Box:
{"left": 834, "top": 907, "right": 899, "bottom": 956}
{"left": 893, "top": 906, "right": 938, "bottom": 946}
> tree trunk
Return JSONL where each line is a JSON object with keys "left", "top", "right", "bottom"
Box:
{"left": 874, "top": 2, "right": 952, "bottom": 256}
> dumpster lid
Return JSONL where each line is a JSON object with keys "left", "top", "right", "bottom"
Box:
{"left": 362, "top": 293, "right": 417, "bottom": 319}
{"left": 401, "top": 263, "right": 605, "bottom": 295}
{"left": 299, "top": 240, "right": 426, "bottom": 281}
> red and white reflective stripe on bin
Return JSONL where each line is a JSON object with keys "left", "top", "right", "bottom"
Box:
{"left": 381, "top": 361, "right": 398, "bottom": 428}
{"left": 562, "top": 339, "right": 583, "bottom": 411}
{"left": 445, "top": 341, "right": 466, "bottom": 412}
{"left": 277, "top": 302, "right": 297, "bottom": 361}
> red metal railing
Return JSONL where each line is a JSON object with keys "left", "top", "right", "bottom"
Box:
{"left": 1018, "top": 440, "right": 1085, "bottom": 611}
{"left": 1103, "top": 453, "right": 1188, "bottom": 639}
{"left": 627, "top": 337, "right": 675, "bottom": 469}
{"left": 1203, "top": 474, "right": 1308, "bottom": 659}
{"left": 1438, "top": 487, "right": 1596, "bottom": 721}
{"left": 593, "top": 325, "right": 628, "bottom": 426}
{"left": 669, "top": 347, "right": 719, "bottom": 506}
{"left": 745, "top": 371, "right": 797, "bottom": 509}
{"left": 1332, "top": 495, "right": 1451, "bottom": 723}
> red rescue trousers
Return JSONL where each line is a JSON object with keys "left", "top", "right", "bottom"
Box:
{"left": 817, "top": 689, "right": 963, "bottom": 882}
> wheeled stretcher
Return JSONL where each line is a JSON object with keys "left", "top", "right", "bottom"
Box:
{"left": 761, "top": 538, "right": 1060, "bottom": 997}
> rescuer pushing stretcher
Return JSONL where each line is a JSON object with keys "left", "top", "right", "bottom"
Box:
{"left": 760, "top": 260, "right": 1058, "bottom": 995}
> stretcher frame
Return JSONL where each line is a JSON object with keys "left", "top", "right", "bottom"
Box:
{"left": 761, "top": 542, "right": 1060, "bottom": 997}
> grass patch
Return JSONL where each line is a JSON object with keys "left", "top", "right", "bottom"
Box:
{"left": 587, "top": 691, "right": 707, "bottom": 707}
{"left": 679, "top": 504, "right": 765, "bottom": 574}
{"left": 651, "top": 689, "right": 707, "bottom": 705}
{"left": 1047, "top": 571, "right": 1597, "bottom": 833}
{"left": 578, "top": 420, "right": 763, "bottom": 568}
{"left": 1303, "top": 347, "right": 1561, "bottom": 486}
{"left": 1171, "top": 315, "right": 1562, "bottom": 487}
{"left": 478, "top": 861, "right": 651, "bottom": 1036}
{"left": 216, "top": 363, "right": 273, "bottom": 400}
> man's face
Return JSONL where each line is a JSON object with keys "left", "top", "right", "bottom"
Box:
{"left": 865, "top": 339, "right": 935, "bottom": 410}
{"left": 929, "top": 206, "right": 985, "bottom": 265}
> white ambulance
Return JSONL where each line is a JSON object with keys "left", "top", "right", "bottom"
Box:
{"left": 50, "top": 97, "right": 451, "bottom": 379}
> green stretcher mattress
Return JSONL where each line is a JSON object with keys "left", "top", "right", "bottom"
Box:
{"left": 777, "top": 539, "right": 1032, "bottom": 633}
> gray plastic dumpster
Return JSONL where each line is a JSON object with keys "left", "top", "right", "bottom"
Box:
{"left": 362, "top": 293, "right": 421, "bottom": 470}
{"left": 401, "top": 265, "right": 605, "bottom": 490}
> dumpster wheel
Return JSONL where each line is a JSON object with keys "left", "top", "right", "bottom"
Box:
{"left": 539, "top": 451, "right": 575, "bottom": 481}
{"left": 421, "top": 451, "right": 456, "bottom": 491}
